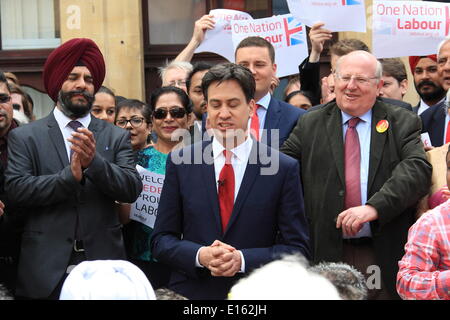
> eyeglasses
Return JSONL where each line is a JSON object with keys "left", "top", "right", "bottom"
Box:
{"left": 168, "top": 80, "right": 187, "bottom": 87}
{"left": 0, "top": 94, "right": 11, "bottom": 104}
{"left": 153, "top": 107, "right": 187, "bottom": 120}
{"left": 115, "top": 117, "right": 145, "bottom": 128}
{"left": 335, "top": 74, "right": 379, "bottom": 86}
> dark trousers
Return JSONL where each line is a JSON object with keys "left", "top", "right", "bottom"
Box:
{"left": 48, "top": 250, "right": 86, "bottom": 300}
{"left": 342, "top": 240, "right": 391, "bottom": 300}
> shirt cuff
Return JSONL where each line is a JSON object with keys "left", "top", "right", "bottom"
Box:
{"left": 238, "top": 250, "right": 245, "bottom": 273}
{"left": 195, "top": 247, "right": 204, "bottom": 268}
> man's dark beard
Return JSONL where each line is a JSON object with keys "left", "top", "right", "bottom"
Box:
{"left": 58, "top": 90, "right": 94, "bottom": 119}
{"left": 194, "top": 101, "right": 206, "bottom": 121}
{"left": 415, "top": 80, "right": 446, "bottom": 103}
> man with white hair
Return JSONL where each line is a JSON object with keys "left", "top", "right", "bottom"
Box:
{"left": 281, "top": 51, "right": 431, "bottom": 299}
{"left": 228, "top": 254, "right": 341, "bottom": 300}
{"left": 159, "top": 61, "right": 193, "bottom": 93}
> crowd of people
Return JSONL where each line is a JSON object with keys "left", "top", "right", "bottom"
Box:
{"left": 0, "top": 14, "right": 449, "bottom": 301}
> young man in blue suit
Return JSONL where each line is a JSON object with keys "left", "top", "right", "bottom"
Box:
{"left": 235, "top": 37, "right": 305, "bottom": 149}
{"left": 151, "top": 63, "right": 310, "bottom": 300}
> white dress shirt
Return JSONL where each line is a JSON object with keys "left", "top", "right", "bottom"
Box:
{"left": 195, "top": 136, "right": 254, "bottom": 272}
{"left": 53, "top": 107, "right": 91, "bottom": 161}
{"left": 417, "top": 97, "right": 445, "bottom": 116}
{"left": 341, "top": 110, "right": 372, "bottom": 238}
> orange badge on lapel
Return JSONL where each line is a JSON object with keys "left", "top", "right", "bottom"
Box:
{"left": 376, "top": 120, "right": 389, "bottom": 133}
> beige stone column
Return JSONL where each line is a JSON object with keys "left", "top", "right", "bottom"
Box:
{"left": 59, "top": 0, "right": 145, "bottom": 100}
{"left": 338, "top": 0, "right": 420, "bottom": 106}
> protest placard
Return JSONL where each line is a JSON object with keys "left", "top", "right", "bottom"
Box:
{"left": 373, "top": 0, "right": 450, "bottom": 58}
{"left": 194, "top": 9, "right": 253, "bottom": 61}
{"left": 231, "top": 14, "right": 308, "bottom": 77}
{"left": 287, "top": 0, "right": 366, "bottom": 32}
{"left": 129, "top": 165, "right": 165, "bottom": 229}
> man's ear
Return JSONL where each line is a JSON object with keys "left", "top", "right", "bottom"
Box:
{"left": 248, "top": 99, "right": 256, "bottom": 119}
{"left": 400, "top": 79, "right": 408, "bottom": 97}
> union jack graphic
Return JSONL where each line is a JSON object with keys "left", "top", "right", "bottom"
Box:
{"left": 283, "top": 17, "right": 303, "bottom": 47}
{"left": 341, "top": 0, "right": 361, "bottom": 5}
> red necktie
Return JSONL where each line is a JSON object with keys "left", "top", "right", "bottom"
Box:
{"left": 250, "top": 104, "right": 261, "bottom": 141}
{"left": 218, "top": 150, "right": 235, "bottom": 232}
{"left": 344, "top": 117, "right": 361, "bottom": 209}
{"left": 446, "top": 117, "right": 450, "bottom": 144}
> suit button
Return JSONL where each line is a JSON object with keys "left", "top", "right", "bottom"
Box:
{"left": 339, "top": 190, "right": 344, "bottom": 196}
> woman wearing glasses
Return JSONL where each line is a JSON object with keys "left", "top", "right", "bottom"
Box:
{"left": 115, "top": 87, "right": 191, "bottom": 289}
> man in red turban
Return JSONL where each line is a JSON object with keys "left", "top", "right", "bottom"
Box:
{"left": 4, "top": 38, "right": 142, "bottom": 299}
{"left": 408, "top": 55, "right": 445, "bottom": 114}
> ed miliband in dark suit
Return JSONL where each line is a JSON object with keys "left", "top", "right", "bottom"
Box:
{"left": 151, "top": 64, "right": 310, "bottom": 300}
{"left": 4, "top": 39, "right": 142, "bottom": 299}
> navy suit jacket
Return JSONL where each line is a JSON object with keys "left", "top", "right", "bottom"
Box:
{"left": 261, "top": 97, "right": 305, "bottom": 149}
{"left": 420, "top": 102, "right": 446, "bottom": 147}
{"left": 151, "top": 140, "right": 310, "bottom": 300}
{"left": 201, "top": 96, "right": 305, "bottom": 149}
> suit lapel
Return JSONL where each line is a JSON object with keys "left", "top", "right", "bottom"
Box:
{"left": 368, "top": 102, "right": 388, "bottom": 191}
{"left": 47, "top": 113, "right": 70, "bottom": 167}
{"left": 88, "top": 116, "right": 102, "bottom": 140}
{"left": 431, "top": 105, "right": 446, "bottom": 146}
{"left": 201, "top": 141, "right": 223, "bottom": 234}
{"left": 325, "top": 104, "right": 345, "bottom": 186}
{"left": 262, "top": 97, "right": 280, "bottom": 144}
{"left": 223, "top": 140, "right": 260, "bottom": 236}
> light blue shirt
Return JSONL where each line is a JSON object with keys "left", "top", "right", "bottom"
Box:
{"left": 247, "top": 92, "right": 271, "bottom": 138}
{"left": 341, "top": 110, "right": 372, "bottom": 238}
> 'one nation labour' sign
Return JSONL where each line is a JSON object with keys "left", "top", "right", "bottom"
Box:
{"left": 373, "top": 0, "right": 450, "bottom": 58}
{"left": 287, "top": 0, "right": 366, "bottom": 32}
{"left": 231, "top": 14, "right": 308, "bottom": 77}
{"left": 130, "top": 165, "right": 165, "bottom": 229}
{"left": 195, "top": 9, "right": 253, "bottom": 62}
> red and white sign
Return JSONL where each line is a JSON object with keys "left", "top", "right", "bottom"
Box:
{"left": 373, "top": 0, "right": 450, "bottom": 58}
{"left": 231, "top": 14, "right": 308, "bottom": 77}
{"left": 130, "top": 165, "right": 165, "bottom": 229}
{"left": 287, "top": 0, "right": 366, "bottom": 32}
{"left": 194, "top": 9, "right": 253, "bottom": 61}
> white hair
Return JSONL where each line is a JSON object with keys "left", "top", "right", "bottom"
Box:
{"left": 437, "top": 36, "right": 450, "bottom": 58}
{"left": 228, "top": 254, "right": 341, "bottom": 300}
{"left": 335, "top": 51, "right": 383, "bottom": 82}
{"left": 159, "top": 60, "right": 193, "bottom": 84}
{"left": 59, "top": 260, "right": 156, "bottom": 300}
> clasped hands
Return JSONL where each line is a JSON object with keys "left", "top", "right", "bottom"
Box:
{"left": 199, "top": 240, "right": 242, "bottom": 277}
{"left": 68, "top": 128, "right": 96, "bottom": 182}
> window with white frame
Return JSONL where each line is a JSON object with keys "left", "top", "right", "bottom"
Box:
{"left": 0, "top": 0, "right": 60, "bottom": 50}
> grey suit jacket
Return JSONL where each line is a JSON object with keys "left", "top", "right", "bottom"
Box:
{"left": 4, "top": 113, "right": 142, "bottom": 298}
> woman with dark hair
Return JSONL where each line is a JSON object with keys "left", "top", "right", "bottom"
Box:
{"left": 91, "top": 86, "right": 116, "bottom": 123}
{"left": 117, "top": 87, "right": 191, "bottom": 289}
{"left": 285, "top": 90, "right": 314, "bottom": 110}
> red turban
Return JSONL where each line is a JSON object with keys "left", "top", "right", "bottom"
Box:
{"left": 408, "top": 55, "right": 437, "bottom": 74}
{"left": 43, "top": 38, "right": 106, "bottom": 102}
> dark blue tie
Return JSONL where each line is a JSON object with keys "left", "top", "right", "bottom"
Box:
{"left": 68, "top": 120, "right": 83, "bottom": 162}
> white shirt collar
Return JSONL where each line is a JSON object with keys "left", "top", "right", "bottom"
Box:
{"left": 53, "top": 106, "right": 92, "bottom": 130}
{"left": 212, "top": 136, "right": 253, "bottom": 162}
